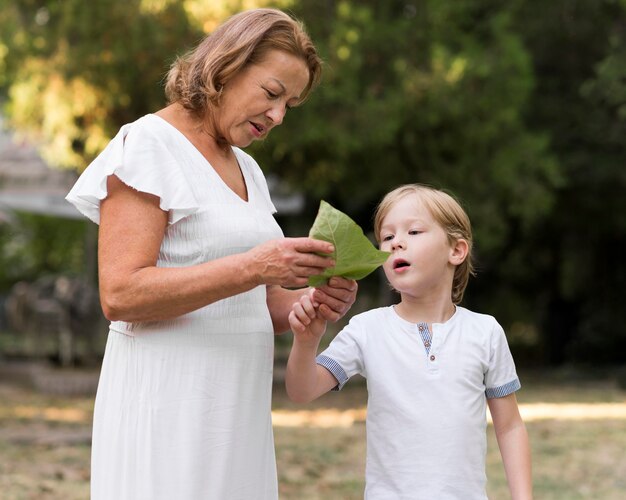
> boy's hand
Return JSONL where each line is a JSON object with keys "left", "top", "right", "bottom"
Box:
{"left": 288, "top": 289, "right": 327, "bottom": 345}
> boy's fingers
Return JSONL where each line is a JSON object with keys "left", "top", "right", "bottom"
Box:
{"left": 301, "top": 298, "right": 317, "bottom": 317}
{"left": 289, "top": 310, "right": 306, "bottom": 332}
{"left": 307, "top": 287, "right": 319, "bottom": 307}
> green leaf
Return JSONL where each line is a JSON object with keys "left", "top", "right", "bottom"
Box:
{"left": 307, "top": 200, "right": 390, "bottom": 287}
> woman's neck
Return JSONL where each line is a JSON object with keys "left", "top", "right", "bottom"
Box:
{"left": 158, "top": 103, "right": 232, "bottom": 158}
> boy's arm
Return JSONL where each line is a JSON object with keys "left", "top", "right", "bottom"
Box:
{"left": 285, "top": 292, "right": 339, "bottom": 403}
{"left": 488, "top": 393, "right": 533, "bottom": 500}
{"left": 285, "top": 337, "right": 339, "bottom": 403}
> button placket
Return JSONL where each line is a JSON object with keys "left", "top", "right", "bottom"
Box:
{"left": 416, "top": 322, "right": 433, "bottom": 356}
{"left": 415, "top": 322, "right": 439, "bottom": 373}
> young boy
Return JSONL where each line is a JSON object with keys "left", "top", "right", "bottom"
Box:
{"left": 286, "top": 184, "right": 532, "bottom": 499}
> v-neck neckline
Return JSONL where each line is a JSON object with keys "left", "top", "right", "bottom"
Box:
{"left": 147, "top": 114, "right": 252, "bottom": 205}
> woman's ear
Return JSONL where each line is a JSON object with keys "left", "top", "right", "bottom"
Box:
{"left": 449, "top": 238, "right": 469, "bottom": 266}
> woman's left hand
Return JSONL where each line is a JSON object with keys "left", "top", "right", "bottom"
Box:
{"left": 311, "top": 277, "right": 358, "bottom": 323}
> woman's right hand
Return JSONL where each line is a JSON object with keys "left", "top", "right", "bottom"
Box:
{"left": 246, "top": 237, "right": 335, "bottom": 288}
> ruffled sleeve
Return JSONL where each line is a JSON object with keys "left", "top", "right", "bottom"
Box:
{"left": 66, "top": 116, "right": 200, "bottom": 225}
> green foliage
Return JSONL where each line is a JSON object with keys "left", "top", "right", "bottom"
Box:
{"left": 307, "top": 200, "right": 389, "bottom": 286}
{"left": 0, "top": 0, "right": 623, "bottom": 363}
{"left": 0, "top": 214, "right": 88, "bottom": 290}
{"left": 0, "top": 0, "right": 200, "bottom": 169}
{"left": 253, "top": 0, "right": 561, "bottom": 256}
{"left": 510, "top": 0, "right": 626, "bottom": 363}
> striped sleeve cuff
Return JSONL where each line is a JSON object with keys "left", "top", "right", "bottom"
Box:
{"left": 485, "top": 378, "right": 521, "bottom": 399}
{"left": 316, "top": 355, "right": 349, "bottom": 391}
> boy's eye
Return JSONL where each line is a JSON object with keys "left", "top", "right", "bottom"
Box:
{"left": 409, "top": 230, "right": 421, "bottom": 235}
{"left": 382, "top": 234, "right": 394, "bottom": 242}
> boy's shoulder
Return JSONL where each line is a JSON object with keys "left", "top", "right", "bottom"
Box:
{"left": 337, "top": 306, "right": 394, "bottom": 335}
{"left": 456, "top": 305, "right": 497, "bottom": 322}
{"left": 455, "top": 306, "right": 503, "bottom": 333}
{"left": 350, "top": 306, "right": 394, "bottom": 323}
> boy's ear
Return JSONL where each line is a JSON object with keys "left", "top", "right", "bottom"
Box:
{"left": 449, "top": 238, "right": 469, "bottom": 266}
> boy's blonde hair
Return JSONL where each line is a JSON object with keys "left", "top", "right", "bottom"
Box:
{"left": 373, "top": 184, "right": 475, "bottom": 304}
{"left": 165, "top": 8, "right": 322, "bottom": 117}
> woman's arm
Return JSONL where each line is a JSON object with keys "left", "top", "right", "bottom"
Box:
{"left": 488, "top": 393, "right": 533, "bottom": 500}
{"left": 266, "top": 277, "right": 358, "bottom": 334}
{"left": 98, "top": 175, "right": 335, "bottom": 322}
{"left": 266, "top": 286, "right": 308, "bottom": 334}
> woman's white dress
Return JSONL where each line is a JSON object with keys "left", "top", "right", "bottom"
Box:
{"left": 66, "top": 114, "right": 284, "bottom": 499}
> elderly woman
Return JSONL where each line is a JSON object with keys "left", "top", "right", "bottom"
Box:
{"left": 67, "top": 8, "right": 357, "bottom": 499}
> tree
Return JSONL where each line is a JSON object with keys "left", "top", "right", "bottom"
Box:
{"left": 254, "top": 1, "right": 559, "bottom": 239}
{"left": 0, "top": 0, "right": 293, "bottom": 291}
{"left": 512, "top": 0, "right": 626, "bottom": 363}
{"left": 0, "top": 0, "right": 200, "bottom": 169}
{"left": 1, "top": 0, "right": 623, "bottom": 364}
{"left": 251, "top": 1, "right": 561, "bottom": 352}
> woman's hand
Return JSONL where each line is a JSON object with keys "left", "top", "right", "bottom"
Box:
{"left": 312, "top": 277, "right": 358, "bottom": 323}
{"left": 246, "top": 237, "right": 335, "bottom": 288}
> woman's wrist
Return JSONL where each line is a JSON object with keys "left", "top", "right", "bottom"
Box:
{"left": 240, "top": 250, "right": 265, "bottom": 287}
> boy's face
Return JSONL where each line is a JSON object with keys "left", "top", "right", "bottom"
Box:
{"left": 378, "top": 195, "right": 456, "bottom": 300}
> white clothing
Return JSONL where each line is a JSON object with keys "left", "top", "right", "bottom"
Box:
{"left": 66, "top": 114, "right": 284, "bottom": 500}
{"left": 317, "top": 306, "right": 520, "bottom": 500}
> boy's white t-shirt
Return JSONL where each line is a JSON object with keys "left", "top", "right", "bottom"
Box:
{"left": 317, "top": 305, "right": 520, "bottom": 500}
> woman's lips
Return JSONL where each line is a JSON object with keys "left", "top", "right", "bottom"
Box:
{"left": 250, "top": 121, "right": 265, "bottom": 138}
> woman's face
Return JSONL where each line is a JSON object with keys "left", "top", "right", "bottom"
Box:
{"left": 214, "top": 49, "right": 310, "bottom": 148}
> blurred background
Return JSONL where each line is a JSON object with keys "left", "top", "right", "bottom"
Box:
{"left": 0, "top": 1, "right": 625, "bottom": 499}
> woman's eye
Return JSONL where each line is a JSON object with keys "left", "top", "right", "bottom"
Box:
{"left": 265, "top": 88, "right": 279, "bottom": 99}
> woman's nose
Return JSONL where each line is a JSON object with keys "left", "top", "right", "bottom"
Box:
{"left": 266, "top": 105, "right": 286, "bottom": 126}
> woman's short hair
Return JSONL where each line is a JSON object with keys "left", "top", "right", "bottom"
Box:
{"left": 165, "top": 8, "right": 322, "bottom": 116}
{"left": 373, "top": 184, "right": 475, "bottom": 305}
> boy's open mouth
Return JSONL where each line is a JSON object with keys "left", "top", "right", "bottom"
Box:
{"left": 393, "top": 259, "right": 410, "bottom": 269}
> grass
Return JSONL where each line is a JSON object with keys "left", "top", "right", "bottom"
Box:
{"left": 524, "top": 419, "right": 626, "bottom": 498}
{"left": 0, "top": 367, "right": 625, "bottom": 499}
